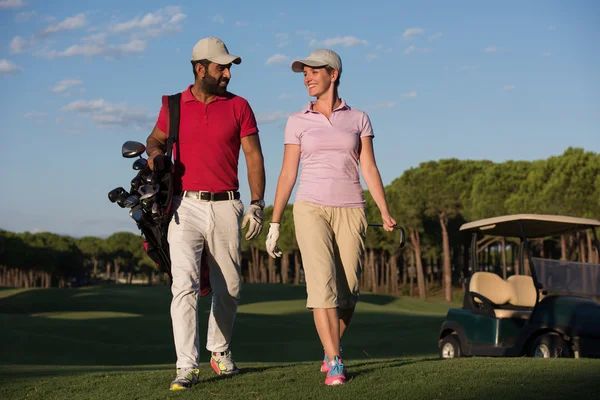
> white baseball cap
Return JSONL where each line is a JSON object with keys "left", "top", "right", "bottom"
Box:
{"left": 291, "top": 49, "right": 342, "bottom": 73}
{"left": 191, "top": 37, "right": 241, "bottom": 65}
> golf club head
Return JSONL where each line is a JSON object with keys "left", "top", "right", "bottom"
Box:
{"left": 108, "top": 187, "right": 126, "bottom": 203}
{"left": 129, "top": 204, "right": 144, "bottom": 221}
{"left": 132, "top": 158, "right": 148, "bottom": 170}
{"left": 122, "top": 141, "right": 146, "bottom": 158}
{"left": 138, "top": 184, "right": 159, "bottom": 200}
{"left": 145, "top": 172, "right": 155, "bottom": 184}
{"left": 151, "top": 202, "right": 160, "bottom": 216}
{"left": 116, "top": 191, "right": 129, "bottom": 208}
{"left": 368, "top": 223, "right": 406, "bottom": 249}
{"left": 123, "top": 194, "right": 140, "bottom": 208}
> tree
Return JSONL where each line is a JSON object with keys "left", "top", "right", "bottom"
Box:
{"left": 414, "top": 159, "right": 491, "bottom": 301}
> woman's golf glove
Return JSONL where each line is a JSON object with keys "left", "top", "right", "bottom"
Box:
{"left": 241, "top": 204, "right": 264, "bottom": 240}
{"left": 266, "top": 223, "right": 283, "bottom": 259}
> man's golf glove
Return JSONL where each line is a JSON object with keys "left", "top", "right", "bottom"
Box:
{"left": 241, "top": 204, "right": 264, "bottom": 240}
{"left": 266, "top": 222, "right": 283, "bottom": 259}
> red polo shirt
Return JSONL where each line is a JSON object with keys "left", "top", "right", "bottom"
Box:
{"left": 156, "top": 85, "right": 258, "bottom": 192}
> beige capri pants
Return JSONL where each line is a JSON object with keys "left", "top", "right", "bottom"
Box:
{"left": 293, "top": 201, "right": 368, "bottom": 309}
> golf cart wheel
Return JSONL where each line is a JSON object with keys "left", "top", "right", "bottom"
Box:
{"left": 530, "top": 333, "right": 572, "bottom": 358}
{"left": 440, "top": 335, "right": 461, "bottom": 359}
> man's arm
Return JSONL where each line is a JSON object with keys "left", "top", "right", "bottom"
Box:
{"left": 241, "top": 134, "right": 265, "bottom": 201}
{"left": 146, "top": 125, "right": 167, "bottom": 170}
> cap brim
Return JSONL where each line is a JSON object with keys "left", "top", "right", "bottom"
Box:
{"left": 291, "top": 59, "right": 327, "bottom": 72}
{"left": 208, "top": 54, "right": 242, "bottom": 65}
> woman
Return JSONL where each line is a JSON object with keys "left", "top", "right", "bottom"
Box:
{"left": 265, "top": 49, "right": 396, "bottom": 386}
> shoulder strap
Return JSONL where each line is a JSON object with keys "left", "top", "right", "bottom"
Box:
{"left": 166, "top": 92, "right": 182, "bottom": 160}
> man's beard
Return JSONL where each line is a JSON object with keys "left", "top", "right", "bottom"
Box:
{"left": 202, "top": 74, "right": 228, "bottom": 96}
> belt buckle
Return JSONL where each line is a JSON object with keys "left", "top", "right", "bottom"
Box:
{"left": 199, "top": 191, "right": 211, "bottom": 201}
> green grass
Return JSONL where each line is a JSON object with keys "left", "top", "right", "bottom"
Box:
{"left": 0, "top": 284, "right": 599, "bottom": 399}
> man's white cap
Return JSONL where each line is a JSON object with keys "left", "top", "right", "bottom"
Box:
{"left": 291, "top": 49, "right": 342, "bottom": 73}
{"left": 191, "top": 37, "right": 241, "bottom": 65}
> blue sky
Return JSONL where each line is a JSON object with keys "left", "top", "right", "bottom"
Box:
{"left": 0, "top": 0, "right": 598, "bottom": 238}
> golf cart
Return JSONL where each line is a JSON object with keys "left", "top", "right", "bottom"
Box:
{"left": 438, "top": 214, "right": 600, "bottom": 359}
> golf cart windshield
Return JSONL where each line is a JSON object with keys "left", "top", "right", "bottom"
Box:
{"left": 533, "top": 257, "right": 600, "bottom": 300}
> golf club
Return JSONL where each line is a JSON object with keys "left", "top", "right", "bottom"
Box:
{"left": 116, "top": 191, "right": 130, "bottom": 208}
{"left": 138, "top": 184, "right": 159, "bottom": 200}
{"left": 129, "top": 204, "right": 144, "bottom": 221}
{"left": 122, "top": 141, "right": 146, "bottom": 158}
{"left": 122, "top": 194, "right": 140, "bottom": 208}
{"left": 368, "top": 223, "right": 406, "bottom": 248}
{"left": 108, "top": 187, "right": 127, "bottom": 203}
{"left": 133, "top": 158, "right": 148, "bottom": 170}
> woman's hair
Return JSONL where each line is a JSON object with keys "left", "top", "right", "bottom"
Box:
{"left": 325, "top": 66, "right": 341, "bottom": 88}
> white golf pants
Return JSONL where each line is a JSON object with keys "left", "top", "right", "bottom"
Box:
{"left": 167, "top": 195, "right": 244, "bottom": 369}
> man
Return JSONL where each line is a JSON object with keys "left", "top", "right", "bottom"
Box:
{"left": 145, "top": 37, "right": 266, "bottom": 391}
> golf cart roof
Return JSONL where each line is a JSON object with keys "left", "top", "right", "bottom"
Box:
{"left": 460, "top": 214, "right": 600, "bottom": 238}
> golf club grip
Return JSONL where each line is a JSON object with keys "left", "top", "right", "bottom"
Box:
{"left": 368, "top": 223, "right": 406, "bottom": 249}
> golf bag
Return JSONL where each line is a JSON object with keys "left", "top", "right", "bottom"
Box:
{"left": 137, "top": 93, "right": 211, "bottom": 295}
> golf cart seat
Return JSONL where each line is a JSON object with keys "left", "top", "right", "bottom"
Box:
{"left": 469, "top": 272, "right": 535, "bottom": 320}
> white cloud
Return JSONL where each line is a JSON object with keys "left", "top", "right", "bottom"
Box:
{"left": 170, "top": 13, "right": 186, "bottom": 24}
{"left": 366, "top": 53, "right": 377, "bottom": 62}
{"left": 257, "top": 111, "right": 289, "bottom": 124}
{"left": 235, "top": 21, "right": 248, "bottom": 27}
{"left": 212, "top": 14, "right": 224, "bottom": 24}
{"left": 402, "top": 91, "right": 417, "bottom": 98}
{"left": 0, "top": 59, "right": 20, "bottom": 74}
{"left": 110, "top": 7, "right": 186, "bottom": 37}
{"left": 110, "top": 12, "right": 162, "bottom": 32}
{"left": 62, "top": 99, "right": 155, "bottom": 129}
{"left": 543, "top": 51, "right": 552, "bottom": 57}
{"left": 265, "top": 53, "right": 290, "bottom": 66}
{"left": 42, "top": 39, "right": 146, "bottom": 59}
{"left": 279, "top": 93, "right": 292, "bottom": 100}
{"left": 10, "top": 35, "right": 29, "bottom": 54}
{"left": 0, "top": 0, "right": 26, "bottom": 9}
{"left": 364, "top": 102, "right": 396, "bottom": 110}
{"left": 24, "top": 111, "right": 47, "bottom": 118}
{"left": 404, "top": 45, "right": 431, "bottom": 54}
{"left": 275, "top": 32, "right": 289, "bottom": 48}
{"left": 51, "top": 79, "right": 83, "bottom": 93}
{"left": 428, "top": 32, "right": 443, "bottom": 41}
{"left": 402, "top": 27, "right": 424, "bottom": 40}
{"left": 376, "top": 44, "right": 392, "bottom": 53}
{"left": 15, "top": 10, "right": 35, "bottom": 22}
{"left": 484, "top": 46, "right": 499, "bottom": 53}
{"left": 310, "top": 36, "right": 368, "bottom": 48}
{"left": 504, "top": 84, "right": 516, "bottom": 91}
{"left": 40, "top": 13, "right": 87, "bottom": 37}
{"left": 296, "top": 30, "right": 313, "bottom": 38}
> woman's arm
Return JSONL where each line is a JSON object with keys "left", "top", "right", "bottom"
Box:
{"left": 359, "top": 136, "right": 396, "bottom": 231}
{"left": 271, "top": 144, "right": 301, "bottom": 223}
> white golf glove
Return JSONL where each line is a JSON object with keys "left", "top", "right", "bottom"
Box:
{"left": 241, "top": 204, "right": 264, "bottom": 240}
{"left": 266, "top": 223, "right": 283, "bottom": 259}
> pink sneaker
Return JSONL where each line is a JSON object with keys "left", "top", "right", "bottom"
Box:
{"left": 324, "top": 356, "right": 346, "bottom": 386}
{"left": 320, "top": 350, "right": 345, "bottom": 373}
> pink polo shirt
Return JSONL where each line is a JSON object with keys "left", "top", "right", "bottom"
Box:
{"left": 284, "top": 99, "right": 374, "bottom": 208}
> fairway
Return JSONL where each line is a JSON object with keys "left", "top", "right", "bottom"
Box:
{"left": 1, "top": 284, "right": 599, "bottom": 399}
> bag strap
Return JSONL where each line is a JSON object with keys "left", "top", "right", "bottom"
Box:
{"left": 166, "top": 92, "right": 182, "bottom": 160}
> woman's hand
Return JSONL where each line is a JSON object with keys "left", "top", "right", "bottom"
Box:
{"left": 381, "top": 212, "right": 397, "bottom": 232}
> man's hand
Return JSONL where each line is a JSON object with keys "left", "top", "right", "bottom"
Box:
{"left": 241, "top": 204, "right": 264, "bottom": 240}
{"left": 148, "top": 150, "right": 165, "bottom": 171}
{"left": 266, "top": 223, "right": 283, "bottom": 258}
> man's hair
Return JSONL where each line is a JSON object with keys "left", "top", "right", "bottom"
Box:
{"left": 192, "top": 59, "right": 212, "bottom": 79}
{"left": 325, "top": 66, "right": 341, "bottom": 88}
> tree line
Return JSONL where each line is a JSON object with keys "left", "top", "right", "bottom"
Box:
{"left": 1, "top": 147, "right": 599, "bottom": 301}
